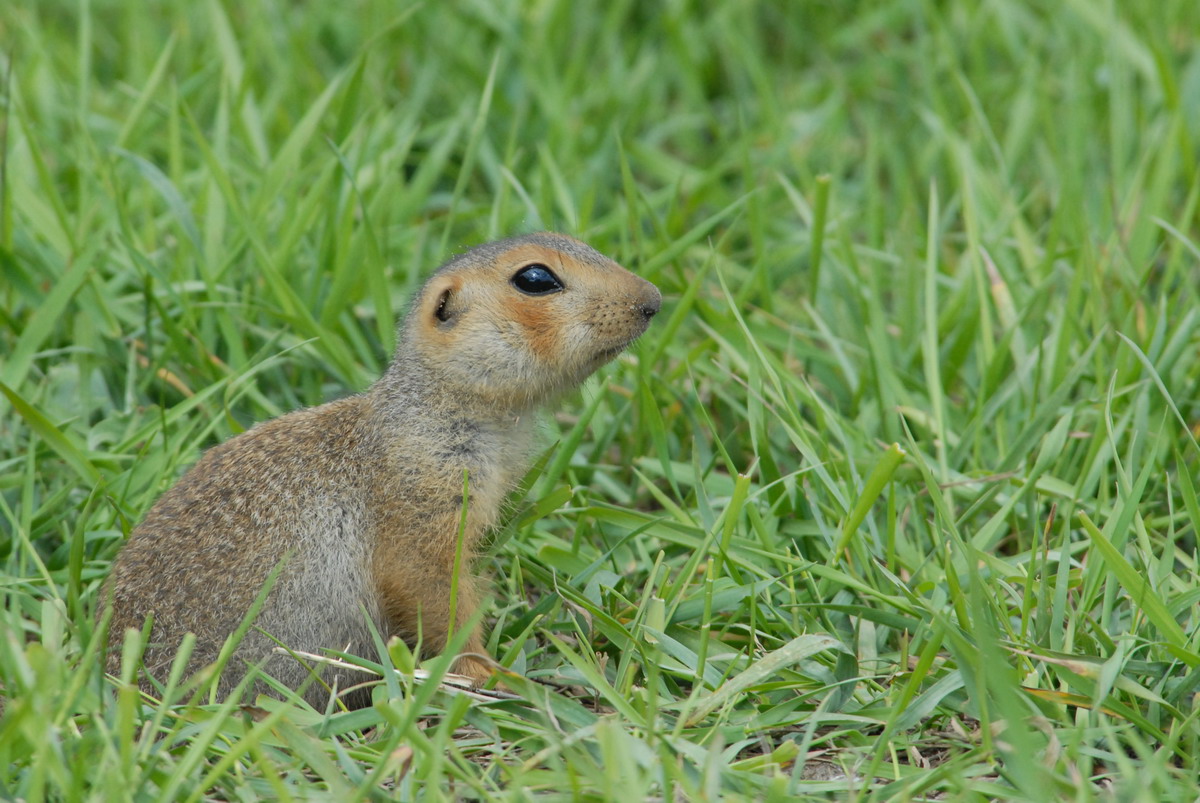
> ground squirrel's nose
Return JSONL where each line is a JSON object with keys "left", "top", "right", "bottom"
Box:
{"left": 637, "top": 287, "right": 662, "bottom": 320}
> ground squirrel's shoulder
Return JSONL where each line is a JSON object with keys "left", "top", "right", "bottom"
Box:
{"left": 126, "top": 395, "right": 373, "bottom": 545}
{"left": 189, "top": 394, "right": 371, "bottom": 477}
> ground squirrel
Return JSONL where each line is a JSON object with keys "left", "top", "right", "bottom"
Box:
{"left": 101, "top": 233, "right": 661, "bottom": 707}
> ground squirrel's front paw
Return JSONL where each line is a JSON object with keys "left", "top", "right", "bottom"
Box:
{"left": 452, "top": 654, "right": 497, "bottom": 687}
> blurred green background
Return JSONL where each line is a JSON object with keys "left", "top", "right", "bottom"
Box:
{"left": 2, "top": 1, "right": 1199, "bottom": 799}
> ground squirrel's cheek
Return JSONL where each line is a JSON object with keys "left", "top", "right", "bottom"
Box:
{"left": 415, "top": 323, "right": 455, "bottom": 358}
{"left": 511, "top": 298, "right": 561, "bottom": 364}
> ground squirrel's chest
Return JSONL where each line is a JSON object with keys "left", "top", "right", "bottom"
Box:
{"left": 370, "top": 415, "right": 534, "bottom": 553}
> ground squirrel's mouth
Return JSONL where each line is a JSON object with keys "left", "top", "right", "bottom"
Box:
{"left": 592, "top": 336, "right": 641, "bottom": 365}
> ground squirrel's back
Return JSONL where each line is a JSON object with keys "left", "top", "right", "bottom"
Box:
{"left": 102, "top": 233, "right": 660, "bottom": 708}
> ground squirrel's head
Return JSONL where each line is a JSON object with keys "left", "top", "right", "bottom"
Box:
{"left": 398, "top": 233, "right": 661, "bottom": 410}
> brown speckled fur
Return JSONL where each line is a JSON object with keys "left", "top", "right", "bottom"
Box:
{"left": 101, "top": 233, "right": 661, "bottom": 708}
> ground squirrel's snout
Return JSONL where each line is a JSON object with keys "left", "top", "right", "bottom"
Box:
{"left": 609, "top": 271, "right": 660, "bottom": 335}
{"left": 579, "top": 277, "right": 660, "bottom": 368}
{"left": 636, "top": 286, "right": 662, "bottom": 320}
{"left": 628, "top": 280, "right": 662, "bottom": 335}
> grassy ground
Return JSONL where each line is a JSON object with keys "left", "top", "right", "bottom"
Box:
{"left": 3, "top": 0, "right": 1200, "bottom": 799}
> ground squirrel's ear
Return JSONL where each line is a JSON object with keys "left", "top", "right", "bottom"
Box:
{"left": 431, "top": 279, "right": 465, "bottom": 325}
{"left": 434, "top": 288, "right": 452, "bottom": 322}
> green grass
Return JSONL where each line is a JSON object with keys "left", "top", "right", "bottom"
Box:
{"left": 3, "top": 0, "right": 1200, "bottom": 799}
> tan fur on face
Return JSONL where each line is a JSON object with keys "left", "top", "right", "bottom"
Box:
{"left": 510, "top": 297, "right": 561, "bottom": 363}
{"left": 405, "top": 237, "right": 661, "bottom": 408}
{"left": 101, "top": 233, "right": 660, "bottom": 708}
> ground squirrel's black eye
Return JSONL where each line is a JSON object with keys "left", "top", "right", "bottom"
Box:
{"left": 511, "top": 264, "right": 563, "bottom": 295}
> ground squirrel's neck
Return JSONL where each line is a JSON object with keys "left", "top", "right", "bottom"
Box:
{"left": 368, "top": 353, "right": 542, "bottom": 486}
{"left": 373, "top": 351, "right": 541, "bottom": 425}
{"left": 368, "top": 352, "right": 539, "bottom": 533}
